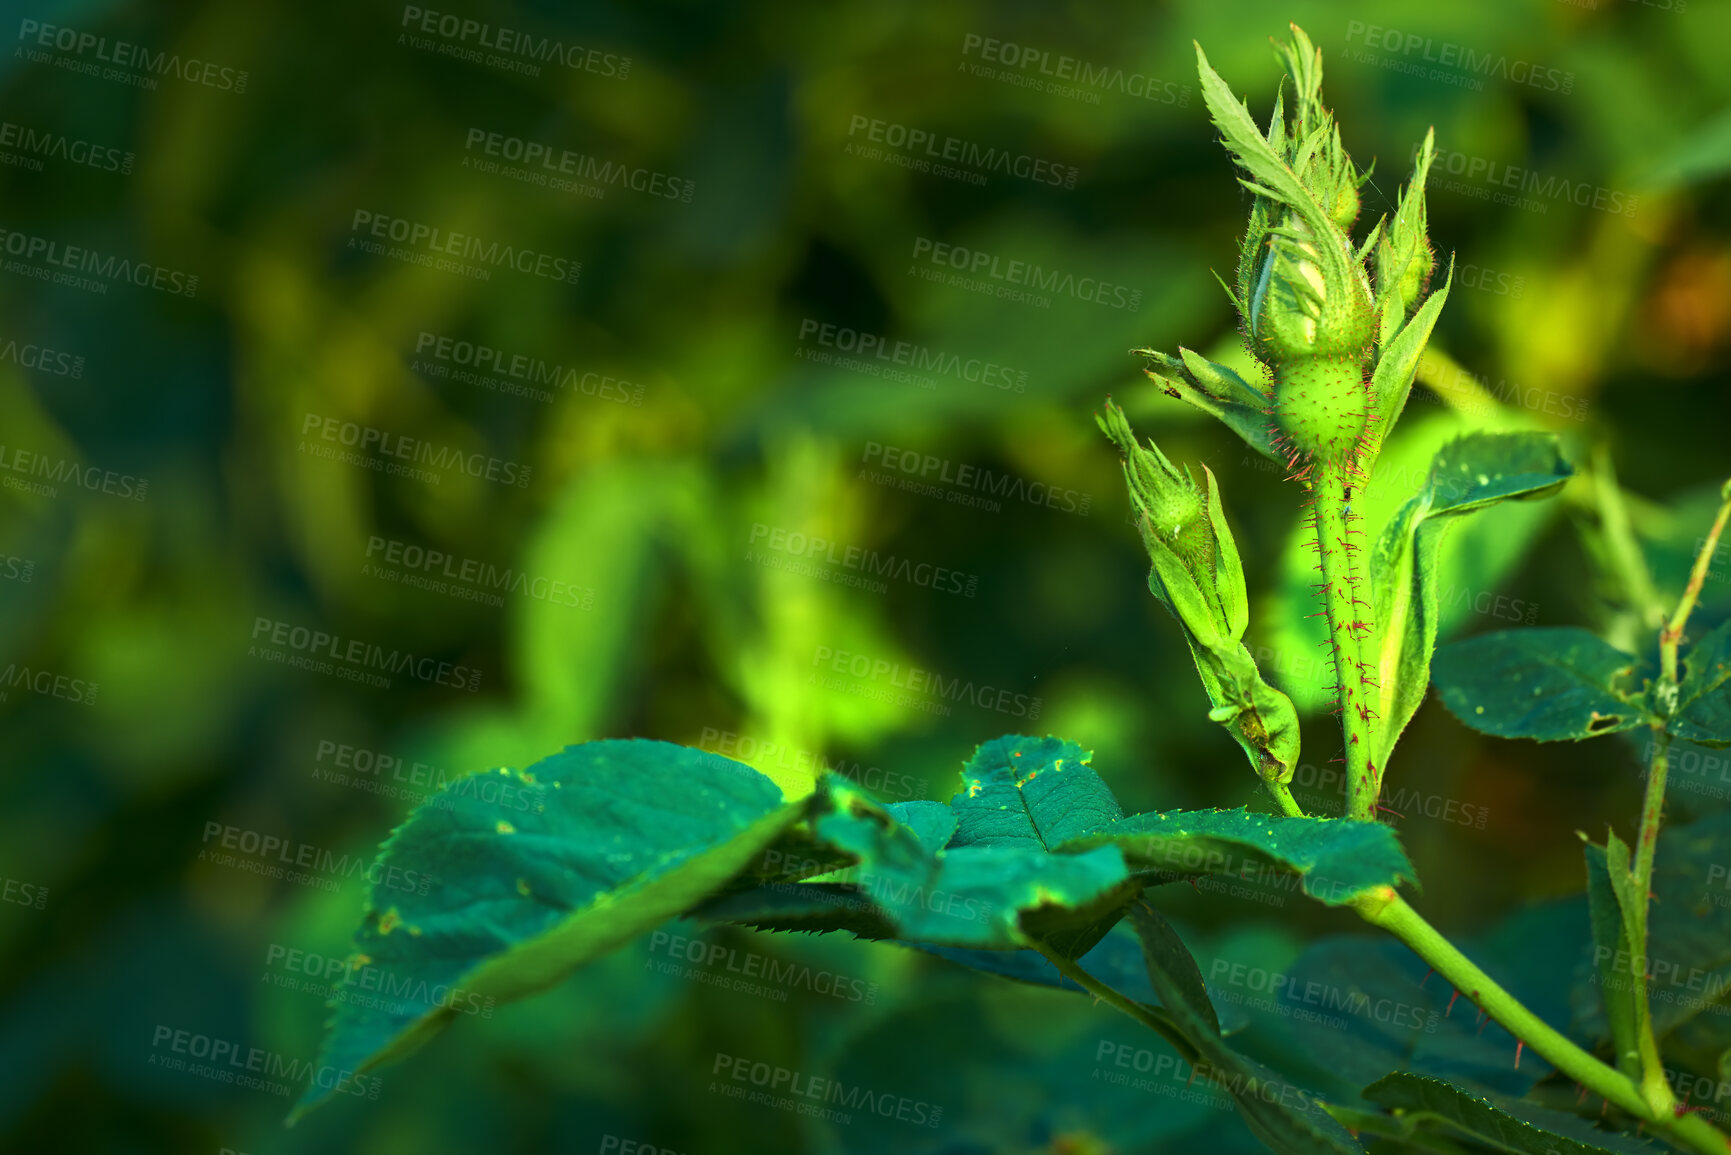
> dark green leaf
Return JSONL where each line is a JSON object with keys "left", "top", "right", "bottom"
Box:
{"left": 1062, "top": 807, "right": 1417, "bottom": 906}
{"left": 824, "top": 983, "right": 1219, "bottom": 1154}
{"left": 1673, "top": 620, "right": 1731, "bottom": 748}
{"left": 947, "top": 735, "right": 1123, "bottom": 850}
{"left": 291, "top": 740, "right": 801, "bottom": 1121}
{"left": 709, "top": 774, "right": 1136, "bottom": 950}
{"left": 1432, "top": 627, "right": 1653, "bottom": 742}
{"left": 1127, "top": 903, "right": 1365, "bottom": 1155}
{"left": 1361, "top": 1072, "right": 1658, "bottom": 1154}
{"left": 1228, "top": 932, "right": 1552, "bottom": 1103}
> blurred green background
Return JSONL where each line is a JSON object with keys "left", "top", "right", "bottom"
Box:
{"left": 3, "top": 0, "right": 1731, "bottom": 1151}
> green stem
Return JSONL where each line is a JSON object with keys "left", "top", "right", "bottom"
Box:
{"left": 1312, "top": 460, "right": 1377, "bottom": 819}
{"left": 1631, "top": 725, "right": 1673, "bottom": 1115}
{"left": 1353, "top": 888, "right": 1731, "bottom": 1154}
{"left": 1030, "top": 939, "right": 1192, "bottom": 1060}
{"left": 1627, "top": 480, "right": 1731, "bottom": 1113}
{"left": 1267, "top": 779, "right": 1305, "bottom": 818}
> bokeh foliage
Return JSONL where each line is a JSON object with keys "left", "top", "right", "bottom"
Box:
{"left": 3, "top": 0, "right": 1731, "bottom": 1151}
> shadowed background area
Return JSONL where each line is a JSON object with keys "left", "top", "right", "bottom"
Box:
{"left": 2, "top": 0, "right": 1730, "bottom": 1151}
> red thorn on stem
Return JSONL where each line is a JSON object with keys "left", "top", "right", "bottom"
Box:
{"left": 1514, "top": 1040, "right": 1524, "bottom": 1069}
{"left": 1418, "top": 968, "right": 1433, "bottom": 989}
{"left": 1445, "top": 988, "right": 1461, "bottom": 1016}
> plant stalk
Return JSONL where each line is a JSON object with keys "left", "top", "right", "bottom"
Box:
{"left": 1311, "top": 460, "right": 1377, "bottom": 819}
{"left": 1627, "top": 479, "right": 1731, "bottom": 1113}
{"left": 1030, "top": 939, "right": 1192, "bottom": 1061}
{"left": 1267, "top": 779, "right": 1305, "bottom": 818}
{"left": 1352, "top": 888, "right": 1731, "bottom": 1154}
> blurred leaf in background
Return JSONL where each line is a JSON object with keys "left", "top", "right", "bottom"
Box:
{"left": 1, "top": 0, "right": 1730, "bottom": 1152}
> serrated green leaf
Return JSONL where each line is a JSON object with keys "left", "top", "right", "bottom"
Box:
{"left": 291, "top": 740, "right": 800, "bottom": 1122}
{"left": 1361, "top": 1072, "right": 1658, "bottom": 1154}
{"left": 1061, "top": 807, "right": 1416, "bottom": 906}
{"left": 708, "top": 773, "right": 1137, "bottom": 951}
{"left": 1369, "top": 431, "right": 1574, "bottom": 767}
{"left": 948, "top": 735, "right": 1123, "bottom": 850}
{"left": 1583, "top": 841, "right": 1643, "bottom": 1078}
{"left": 1672, "top": 620, "right": 1731, "bottom": 747}
{"left": 1432, "top": 628, "right": 1653, "bottom": 742}
{"left": 1128, "top": 903, "right": 1365, "bottom": 1155}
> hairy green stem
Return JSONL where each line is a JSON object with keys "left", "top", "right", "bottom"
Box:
{"left": 1312, "top": 460, "right": 1377, "bottom": 819}
{"left": 1353, "top": 888, "right": 1731, "bottom": 1154}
